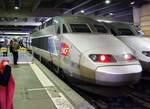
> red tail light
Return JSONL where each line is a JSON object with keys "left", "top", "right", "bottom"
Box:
{"left": 99, "top": 54, "right": 109, "bottom": 62}
{"left": 89, "top": 54, "right": 116, "bottom": 62}
{"left": 124, "top": 54, "right": 132, "bottom": 61}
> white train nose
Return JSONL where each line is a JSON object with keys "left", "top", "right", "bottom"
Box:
{"left": 95, "top": 65, "right": 142, "bottom": 86}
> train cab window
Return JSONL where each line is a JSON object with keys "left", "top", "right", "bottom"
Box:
{"left": 63, "top": 24, "right": 67, "bottom": 33}
{"left": 48, "top": 38, "right": 57, "bottom": 54}
{"left": 118, "top": 28, "right": 134, "bottom": 35}
{"left": 46, "top": 19, "right": 53, "bottom": 27}
{"left": 70, "top": 24, "right": 91, "bottom": 33}
{"left": 110, "top": 29, "right": 117, "bottom": 36}
{"left": 57, "top": 26, "right": 60, "bottom": 34}
{"left": 41, "top": 23, "right": 45, "bottom": 29}
{"left": 94, "top": 25, "right": 107, "bottom": 33}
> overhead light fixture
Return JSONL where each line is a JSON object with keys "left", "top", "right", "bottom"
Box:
{"left": 14, "top": 0, "right": 19, "bottom": 9}
{"left": 80, "top": 10, "right": 85, "bottom": 13}
{"left": 14, "top": 6, "right": 19, "bottom": 10}
{"left": 14, "top": 17, "right": 18, "bottom": 22}
{"left": 130, "top": 1, "right": 135, "bottom": 5}
{"left": 97, "top": 19, "right": 112, "bottom": 23}
{"left": 109, "top": 13, "right": 114, "bottom": 15}
{"left": 2, "top": 32, "right": 29, "bottom": 35}
{"left": 1, "top": 18, "right": 5, "bottom": 21}
{"left": 105, "top": 0, "right": 110, "bottom": 4}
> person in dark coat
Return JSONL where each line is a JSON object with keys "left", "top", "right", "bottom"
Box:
{"left": 9, "top": 40, "right": 13, "bottom": 53}
{"left": 12, "top": 39, "right": 20, "bottom": 65}
{"left": 19, "top": 39, "right": 24, "bottom": 48}
{"left": 2, "top": 39, "right": 8, "bottom": 57}
{"left": 0, "top": 59, "right": 15, "bottom": 109}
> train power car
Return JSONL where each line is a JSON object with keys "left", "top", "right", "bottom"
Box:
{"left": 30, "top": 16, "right": 142, "bottom": 86}
{"left": 105, "top": 22, "right": 150, "bottom": 71}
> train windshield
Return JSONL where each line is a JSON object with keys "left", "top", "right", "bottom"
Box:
{"left": 117, "top": 28, "right": 134, "bottom": 36}
{"left": 70, "top": 24, "right": 91, "bottom": 33}
{"left": 94, "top": 25, "right": 107, "bottom": 33}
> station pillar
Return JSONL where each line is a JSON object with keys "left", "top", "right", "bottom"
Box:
{"left": 133, "top": 7, "right": 140, "bottom": 26}
{"left": 140, "top": 3, "right": 150, "bottom": 36}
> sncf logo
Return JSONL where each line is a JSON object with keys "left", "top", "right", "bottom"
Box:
{"left": 61, "top": 42, "right": 69, "bottom": 56}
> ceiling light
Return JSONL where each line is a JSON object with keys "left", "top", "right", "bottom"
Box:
{"left": 130, "top": 1, "right": 135, "bottom": 5}
{"left": 109, "top": 13, "right": 113, "bottom": 15}
{"left": 105, "top": 0, "right": 110, "bottom": 4}
{"left": 97, "top": 19, "right": 112, "bottom": 23}
{"left": 1, "top": 18, "right": 5, "bottom": 21}
{"left": 81, "top": 10, "right": 85, "bottom": 13}
{"left": 2, "top": 32, "right": 29, "bottom": 35}
{"left": 14, "top": 17, "right": 18, "bottom": 22}
{"left": 14, "top": 6, "right": 19, "bottom": 10}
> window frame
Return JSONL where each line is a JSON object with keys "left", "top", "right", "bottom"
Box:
{"left": 69, "top": 23, "right": 92, "bottom": 33}
{"left": 63, "top": 24, "right": 68, "bottom": 33}
{"left": 57, "top": 26, "right": 61, "bottom": 34}
{"left": 93, "top": 24, "right": 108, "bottom": 33}
{"left": 117, "top": 28, "right": 135, "bottom": 36}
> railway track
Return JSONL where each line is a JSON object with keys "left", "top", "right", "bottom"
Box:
{"left": 124, "top": 78, "right": 150, "bottom": 109}
{"left": 73, "top": 86, "right": 150, "bottom": 109}
{"left": 70, "top": 78, "right": 150, "bottom": 109}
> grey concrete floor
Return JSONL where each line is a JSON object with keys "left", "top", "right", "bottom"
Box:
{"left": 12, "top": 64, "right": 56, "bottom": 109}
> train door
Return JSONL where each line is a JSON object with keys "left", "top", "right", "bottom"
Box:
{"left": 49, "top": 22, "right": 62, "bottom": 71}
{"left": 59, "top": 24, "right": 80, "bottom": 76}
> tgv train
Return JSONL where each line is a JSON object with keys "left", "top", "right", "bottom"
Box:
{"left": 105, "top": 22, "right": 150, "bottom": 71}
{"left": 30, "top": 16, "right": 142, "bottom": 86}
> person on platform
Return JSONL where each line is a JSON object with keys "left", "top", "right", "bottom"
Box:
{"left": 12, "top": 39, "right": 20, "bottom": 65}
{"left": 0, "top": 59, "right": 15, "bottom": 109}
{"left": 18, "top": 39, "right": 24, "bottom": 48}
{"left": 2, "top": 39, "right": 8, "bottom": 57}
{"left": 9, "top": 40, "right": 13, "bottom": 54}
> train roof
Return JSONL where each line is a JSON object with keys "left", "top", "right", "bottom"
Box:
{"left": 54, "top": 15, "right": 100, "bottom": 24}
{"left": 108, "top": 22, "right": 133, "bottom": 28}
{"left": 106, "top": 22, "right": 140, "bottom": 35}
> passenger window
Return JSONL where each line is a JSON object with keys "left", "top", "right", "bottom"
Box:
{"left": 57, "top": 26, "right": 60, "bottom": 34}
{"left": 48, "top": 38, "right": 57, "bottom": 54}
{"left": 63, "top": 24, "right": 67, "bottom": 33}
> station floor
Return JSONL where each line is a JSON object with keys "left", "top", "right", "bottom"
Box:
{"left": 12, "top": 63, "right": 57, "bottom": 109}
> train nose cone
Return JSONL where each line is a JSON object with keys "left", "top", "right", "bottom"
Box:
{"left": 95, "top": 65, "right": 142, "bottom": 86}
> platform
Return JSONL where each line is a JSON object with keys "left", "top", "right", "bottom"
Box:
{"left": 0, "top": 47, "right": 33, "bottom": 63}
{"left": 12, "top": 64, "right": 57, "bottom": 109}
{"left": 10, "top": 52, "right": 94, "bottom": 109}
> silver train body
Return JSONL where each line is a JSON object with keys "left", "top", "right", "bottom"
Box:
{"left": 105, "top": 22, "right": 150, "bottom": 71}
{"left": 29, "top": 16, "right": 142, "bottom": 86}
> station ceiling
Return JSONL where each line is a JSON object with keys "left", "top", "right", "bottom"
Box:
{"left": 0, "top": 0, "right": 149, "bottom": 34}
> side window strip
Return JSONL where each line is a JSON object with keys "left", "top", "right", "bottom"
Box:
{"left": 57, "top": 26, "right": 60, "bottom": 34}
{"left": 63, "top": 24, "right": 67, "bottom": 33}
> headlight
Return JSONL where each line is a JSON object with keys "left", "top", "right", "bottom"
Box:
{"left": 89, "top": 54, "right": 116, "bottom": 62}
{"left": 142, "top": 51, "right": 150, "bottom": 57}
